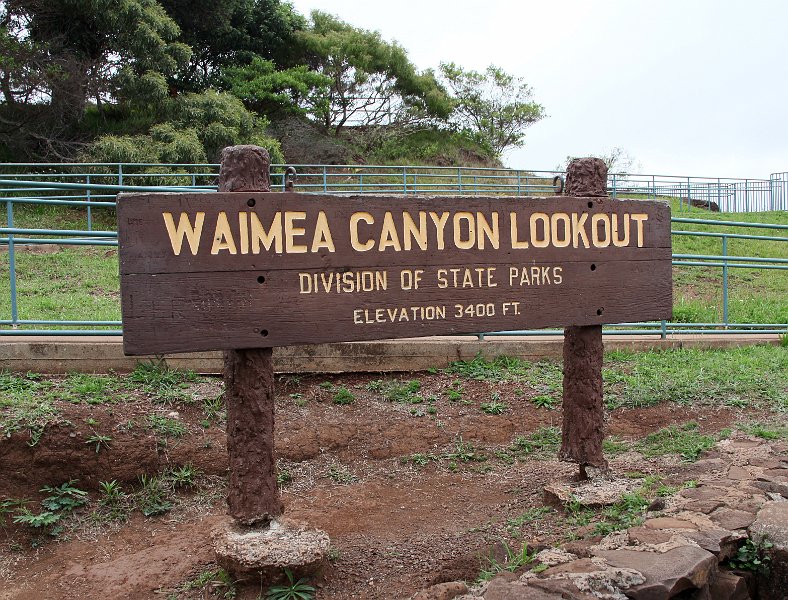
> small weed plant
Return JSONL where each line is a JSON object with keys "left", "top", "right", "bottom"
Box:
{"left": 147, "top": 414, "right": 187, "bottom": 438}
{"left": 332, "top": 387, "right": 355, "bottom": 405}
{"left": 266, "top": 568, "right": 315, "bottom": 600}
{"left": 85, "top": 432, "right": 112, "bottom": 453}
{"left": 530, "top": 394, "right": 558, "bottom": 409}
{"left": 480, "top": 400, "right": 508, "bottom": 415}
{"left": 477, "top": 540, "right": 536, "bottom": 582}
{"left": 728, "top": 538, "right": 773, "bottom": 574}
{"left": 13, "top": 480, "right": 87, "bottom": 536}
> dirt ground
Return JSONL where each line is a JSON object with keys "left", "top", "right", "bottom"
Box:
{"left": 0, "top": 368, "right": 778, "bottom": 600}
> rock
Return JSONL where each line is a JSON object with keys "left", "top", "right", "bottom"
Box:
{"left": 709, "top": 508, "right": 756, "bottom": 530}
{"left": 752, "top": 480, "right": 788, "bottom": 498}
{"left": 643, "top": 517, "right": 697, "bottom": 530}
{"left": 544, "top": 478, "right": 639, "bottom": 509}
{"left": 627, "top": 527, "right": 673, "bottom": 546}
{"left": 750, "top": 501, "right": 788, "bottom": 549}
{"left": 562, "top": 539, "right": 598, "bottom": 559}
{"left": 683, "top": 500, "right": 725, "bottom": 514}
{"left": 596, "top": 546, "right": 717, "bottom": 599}
{"left": 727, "top": 466, "right": 752, "bottom": 480}
{"left": 692, "top": 458, "right": 727, "bottom": 472}
{"left": 536, "top": 557, "right": 644, "bottom": 599}
{"left": 679, "top": 486, "right": 725, "bottom": 501}
{"left": 411, "top": 581, "right": 468, "bottom": 600}
{"left": 484, "top": 576, "right": 562, "bottom": 600}
{"left": 708, "top": 570, "right": 750, "bottom": 600}
{"left": 681, "top": 528, "right": 746, "bottom": 561}
{"left": 686, "top": 198, "right": 720, "bottom": 212}
{"left": 747, "top": 458, "right": 783, "bottom": 469}
{"left": 729, "top": 440, "right": 763, "bottom": 450}
{"left": 646, "top": 498, "right": 665, "bottom": 512}
{"left": 750, "top": 502, "right": 788, "bottom": 600}
{"left": 763, "top": 468, "right": 788, "bottom": 478}
{"left": 528, "top": 579, "right": 598, "bottom": 599}
{"left": 532, "top": 548, "right": 578, "bottom": 567}
{"left": 212, "top": 517, "right": 330, "bottom": 583}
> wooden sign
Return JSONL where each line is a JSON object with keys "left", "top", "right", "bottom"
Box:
{"left": 117, "top": 192, "right": 671, "bottom": 354}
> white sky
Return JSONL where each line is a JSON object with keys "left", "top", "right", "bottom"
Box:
{"left": 289, "top": 0, "right": 788, "bottom": 179}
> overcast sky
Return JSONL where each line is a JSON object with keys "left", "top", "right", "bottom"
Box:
{"left": 289, "top": 0, "right": 788, "bottom": 179}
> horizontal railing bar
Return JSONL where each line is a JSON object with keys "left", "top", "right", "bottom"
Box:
{"left": 672, "top": 260, "right": 788, "bottom": 270}
{"left": 0, "top": 237, "right": 118, "bottom": 246}
{"left": 1, "top": 227, "right": 116, "bottom": 237}
{"left": 672, "top": 230, "right": 787, "bottom": 242}
{"left": 0, "top": 179, "right": 206, "bottom": 193}
{"left": 671, "top": 217, "right": 788, "bottom": 230}
{"left": 672, "top": 254, "right": 788, "bottom": 264}
{"left": 0, "top": 198, "right": 117, "bottom": 207}
{"left": 0, "top": 329, "right": 124, "bottom": 335}
{"left": 0, "top": 320, "right": 122, "bottom": 325}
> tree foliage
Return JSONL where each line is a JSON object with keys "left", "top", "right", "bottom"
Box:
{"left": 0, "top": 1, "right": 545, "bottom": 164}
{"left": 295, "top": 11, "right": 451, "bottom": 135}
{"left": 82, "top": 90, "right": 283, "bottom": 164}
{"left": 439, "top": 62, "right": 545, "bottom": 158}
{"left": 158, "top": 0, "right": 305, "bottom": 92}
{"left": 2, "top": 0, "right": 190, "bottom": 119}
{"left": 222, "top": 56, "right": 331, "bottom": 118}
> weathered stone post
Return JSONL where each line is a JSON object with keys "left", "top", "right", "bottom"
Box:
{"left": 559, "top": 158, "right": 609, "bottom": 478}
{"left": 213, "top": 146, "right": 329, "bottom": 584}
{"left": 217, "top": 145, "right": 283, "bottom": 525}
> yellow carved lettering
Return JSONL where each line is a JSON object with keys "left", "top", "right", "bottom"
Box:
{"left": 162, "top": 211, "right": 205, "bottom": 256}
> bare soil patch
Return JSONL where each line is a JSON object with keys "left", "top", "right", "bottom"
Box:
{"left": 0, "top": 368, "right": 782, "bottom": 599}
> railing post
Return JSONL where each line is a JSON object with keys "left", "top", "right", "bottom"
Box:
{"left": 402, "top": 166, "right": 407, "bottom": 194}
{"left": 86, "top": 174, "right": 92, "bottom": 232}
{"left": 118, "top": 164, "right": 123, "bottom": 187}
{"left": 322, "top": 166, "right": 327, "bottom": 192}
{"left": 717, "top": 178, "right": 721, "bottom": 211}
{"left": 722, "top": 235, "right": 729, "bottom": 328}
{"left": 612, "top": 173, "right": 617, "bottom": 198}
{"left": 660, "top": 320, "right": 667, "bottom": 339}
{"left": 517, "top": 170, "right": 521, "bottom": 196}
{"left": 457, "top": 167, "right": 462, "bottom": 193}
{"left": 745, "top": 179, "right": 750, "bottom": 212}
{"left": 7, "top": 200, "right": 18, "bottom": 328}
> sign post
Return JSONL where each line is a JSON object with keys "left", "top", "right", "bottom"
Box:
{"left": 215, "top": 145, "right": 282, "bottom": 525}
{"left": 560, "top": 158, "right": 613, "bottom": 477}
{"left": 116, "top": 149, "right": 672, "bottom": 579}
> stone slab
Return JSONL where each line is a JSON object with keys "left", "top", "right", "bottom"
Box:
{"left": 596, "top": 546, "right": 717, "bottom": 599}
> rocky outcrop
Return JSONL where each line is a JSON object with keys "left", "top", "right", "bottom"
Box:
{"left": 414, "top": 434, "right": 788, "bottom": 600}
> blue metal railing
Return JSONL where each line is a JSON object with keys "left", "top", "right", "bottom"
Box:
{"left": 1, "top": 170, "right": 786, "bottom": 338}
{"left": 1, "top": 163, "right": 787, "bottom": 213}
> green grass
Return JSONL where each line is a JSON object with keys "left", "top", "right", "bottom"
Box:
{"left": 634, "top": 422, "right": 715, "bottom": 462}
{"left": 669, "top": 206, "right": 788, "bottom": 325}
{"left": 604, "top": 345, "right": 787, "bottom": 410}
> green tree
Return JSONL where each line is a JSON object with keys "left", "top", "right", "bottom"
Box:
{"left": 158, "top": 0, "right": 306, "bottom": 92}
{"left": 222, "top": 55, "right": 331, "bottom": 118}
{"left": 295, "top": 11, "right": 451, "bottom": 135}
{"left": 2, "top": 0, "right": 190, "bottom": 122}
{"left": 439, "top": 62, "right": 545, "bottom": 158}
{"left": 82, "top": 90, "right": 283, "bottom": 164}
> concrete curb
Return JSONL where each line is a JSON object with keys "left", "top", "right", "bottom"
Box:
{"left": 0, "top": 334, "right": 781, "bottom": 374}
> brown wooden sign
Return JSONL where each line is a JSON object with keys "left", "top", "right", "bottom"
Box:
{"left": 117, "top": 192, "right": 672, "bottom": 354}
